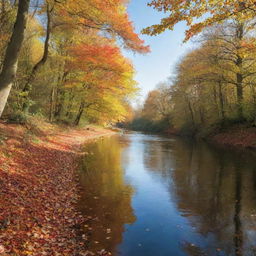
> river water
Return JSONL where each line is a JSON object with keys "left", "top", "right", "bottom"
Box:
{"left": 78, "top": 132, "right": 256, "bottom": 256}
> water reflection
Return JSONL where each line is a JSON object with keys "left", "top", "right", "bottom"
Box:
{"left": 79, "top": 133, "right": 256, "bottom": 256}
{"left": 142, "top": 136, "right": 256, "bottom": 256}
{"left": 78, "top": 136, "right": 135, "bottom": 254}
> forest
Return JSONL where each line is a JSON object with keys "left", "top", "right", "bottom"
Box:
{"left": 1, "top": 1, "right": 256, "bottom": 256}
{"left": 129, "top": 1, "right": 256, "bottom": 138}
{"left": 0, "top": 0, "right": 149, "bottom": 126}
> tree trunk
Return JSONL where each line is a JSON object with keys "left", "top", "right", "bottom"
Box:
{"left": 218, "top": 81, "right": 225, "bottom": 121}
{"left": 74, "top": 101, "right": 85, "bottom": 126}
{"left": 212, "top": 84, "right": 219, "bottom": 116}
{"left": 236, "top": 59, "right": 243, "bottom": 120}
{"left": 250, "top": 83, "right": 256, "bottom": 126}
{"left": 54, "top": 90, "right": 65, "bottom": 119}
{"left": 186, "top": 97, "right": 195, "bottom": 127}
{"left": 49, "top": 63, "right": 64, "bottom": 122}
{"left": 235, "top": 23, "right": 244, "bottom": 120}
{"left": 199, "top": 107, "right": 205, "bottom": 124}
{"left": 49, "top": 86, "right": 56, "bottom": 122}
{"left": 64, "top": 90, "right": 75, "bottom": 119}
{"left": 54, "top": 70, "right": 69, "bottom": 119}
{"left": 22, "top": 2, "right": 51, "bottom": 112}
{"left": 0, "top": 0, "right": 30, "bottom": 117}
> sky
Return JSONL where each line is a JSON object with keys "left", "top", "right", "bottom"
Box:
{"left": 123, "top": 0, "right": 194, "bottom": 104}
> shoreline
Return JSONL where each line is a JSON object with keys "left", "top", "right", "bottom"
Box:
{"left": 164, "top": 125, "right": 256, "bottom": 151}
{"left": 209, "top": 126, "right": 256, "bottom": 150}
{"left": 0, "top": 118, "right": 115, "bottom": 256}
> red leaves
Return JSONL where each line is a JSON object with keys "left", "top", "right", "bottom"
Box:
{"left": 0, "top": 121, "right": 113, "bottom": 256}
{"left": 212, "top": 126, "right": 256, "bottom": 149}
{"left": 70, "top": 43, "right": 122, "bottom": 72}
{"left": 0, "top": 144, "right": 80, "bottom": 255}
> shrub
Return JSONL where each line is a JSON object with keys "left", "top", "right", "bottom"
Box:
{"left": 7, "top": 110, "right": 29, "bottom": 124}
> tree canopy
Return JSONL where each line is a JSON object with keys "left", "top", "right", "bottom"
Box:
{"left": 143, "top": 0, "right": 256, "bottom": 40}
{"left": 0, "top": 0, "right": 149, "bottom": 125}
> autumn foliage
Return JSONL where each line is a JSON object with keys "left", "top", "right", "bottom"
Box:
{"left": 0, "top": 120, "right": 114, "bottom": 255}
{"left": 143, "top": 0, "right": 256, "bottom": 40}
{"left": 57, "top": 0, "right": 150, "bottom": 53}
{"left": 0, "top": 0, "right": 149, "bottom": 124}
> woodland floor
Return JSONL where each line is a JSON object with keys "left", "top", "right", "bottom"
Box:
{"left": 0, "top": 118, "right": 114, "bottom": 256}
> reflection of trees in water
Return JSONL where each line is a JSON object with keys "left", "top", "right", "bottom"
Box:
{"left": 78, "top": 136, "right": 135, "bottom": 254}
{"left": 143, "top": 138, "right": 176, "bottom": 187}
{"left": 182, "top": 242, "right": 207, "bottom": 256}
{"left": 142, "top": 137, "right": 256, "bottom": 256}
{"left": 234, "top": 163, "right": 243, "bottom": 256}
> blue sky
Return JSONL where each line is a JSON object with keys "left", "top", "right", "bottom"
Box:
{"left": 123, "top": 0, "right": 194, "bottom": 103}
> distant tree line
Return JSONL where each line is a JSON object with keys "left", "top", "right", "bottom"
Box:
{"left": 129, "top": 20, "right": 256, "bottom": 136}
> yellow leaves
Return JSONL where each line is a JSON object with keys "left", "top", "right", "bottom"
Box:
{"left": 55, "top": 0, "right": 149, "bottom": 52}
{"left": 144, "top": 0, "right": 256, "bottom": 41}
{"left": 29, "top": 39, "right": 44, "bottom": 64}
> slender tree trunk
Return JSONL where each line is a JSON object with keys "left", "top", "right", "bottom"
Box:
{"left": 0, "top": 0, "right": 30, "bottom": 117}
{"left": 235, "top": 23, "right": 244, "bottom": 120}
{"left": 236, "top": 59, "right": 243, "bottom": 120}
{"left": 218, "top": 81, "right": 225, "bottom": 121}
{"left": 54, "top": 70, "right": 69, "bottom": 119}
{"left": 64, "top": 90, "right": 75, "bottom": 119}
{"left": 74, "top": 100, "right": 85, "bottom": 126}
{"left": 54, "top": 90, "right": 65, "bottom": 119}
{"left": 250, "top": 83, "right": 256, "bottom": 126}
{"left": 186, "top": 97, "right": 195, "bottom": 127}
{"left": 49, "top": 63, "right": 64, "bottom": 121}
{"left": 22, "top": 2, "right": 51, "bottom": 112}
{"left": 213, "top": 84, "right": 219, "bottom": 116}
{"left": 199, "top": 106, "right": 204, "bottom": 124}
{"left": 49, "top": 86, "right": 56, "bottom": 122}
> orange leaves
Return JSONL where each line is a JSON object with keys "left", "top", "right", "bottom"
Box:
{"left": 70, "top": 44, "right": 133, "bottom": 86}
{"left": 49, "top": 0, "right": 142, "bottom": 124}
{"left": 71, "top": 44, "right": 120, "bottom": 70}
{"left": 56, "top": 0, "right": 149, "bottom": 53}
{"left": 0, "top": 121, "right": 114, "bottom": 255}
{"left": 143, "top": 0, "right": 256, "bottom": 40}
{"left": 64, "top": 37, "right": 137, "bottom": 124}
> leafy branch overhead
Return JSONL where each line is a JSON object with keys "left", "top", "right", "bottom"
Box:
{"left": 142, "top": 0, "right": 256, "bottom": 40}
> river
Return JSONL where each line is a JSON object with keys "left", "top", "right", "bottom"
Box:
{"left": 78, "top": 132, "right": 256, "bottom": 256}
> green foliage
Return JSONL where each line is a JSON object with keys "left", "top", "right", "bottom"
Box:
{"left": 7, "top": 110, "right": 29, "bottom": 124}
{"left": 129, "top": 117, "right": 170, "bottom": 133}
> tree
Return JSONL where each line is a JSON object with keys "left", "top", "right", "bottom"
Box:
{"left": 22, "top": 0, "right": 54, "bottom": 112}
{"left": 69, "top": 40, "right": 138, "bottom": 125}
{"left": 1, "top": 0, "right": 149, "bottom": 119}
{"left": 57, "top": 0, "right": 150, "bottom": 53}
{"left": 199, "top": 21, "right": 256, "bottom": 120}
{"left": 0, "top": 0, "right": 30, "bottom": 117}
{"left": 132, "top": 20, "right": 256, "bottom": 135}
{"left": 142, "top": 0, "right": 256, "bottom": 41}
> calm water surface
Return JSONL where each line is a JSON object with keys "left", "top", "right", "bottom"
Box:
{"left": 78, "top": 133, "right": 256, "bottom": 256}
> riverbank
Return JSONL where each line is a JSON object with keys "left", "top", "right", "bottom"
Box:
{"left": 210, "top": 125, "right": 256, "bottom": 150}
{"left": 165, "top": 125, "right": 256, "bottom": 150}
{"left": 0, "top": 118, "right": 115, "bottom": 256}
